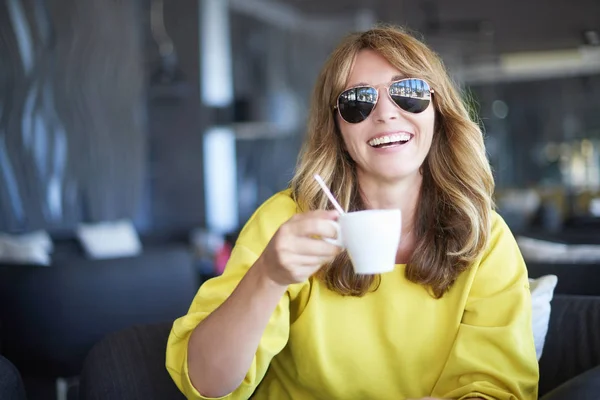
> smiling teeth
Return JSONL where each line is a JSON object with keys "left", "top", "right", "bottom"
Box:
{"left": 368, "top": 133, "right": 411, "bottom": 147}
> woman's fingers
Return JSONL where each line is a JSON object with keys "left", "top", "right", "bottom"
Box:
{"left": 257, "top": 210, "right": 343, "bottom": 286}
{"left": 288, "top": 214, "right": 339, "bottom": 240}
{"left": 293, "top": 252, "right": 341, "bottom": 266}
{"left": 284, "top": 237, "right": 341, "bottom": 258}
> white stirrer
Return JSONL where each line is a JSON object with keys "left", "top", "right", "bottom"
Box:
{"left": 313, "top": 174, "right": 345, "bottom": 215}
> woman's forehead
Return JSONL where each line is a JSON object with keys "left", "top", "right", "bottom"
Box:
{"left": 343, "top": 49, "right": 407, "bottom": 89}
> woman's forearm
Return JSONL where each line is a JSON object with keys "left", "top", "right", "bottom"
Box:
{"left": 186, "top": 259, "right": 288, "bottom": 398}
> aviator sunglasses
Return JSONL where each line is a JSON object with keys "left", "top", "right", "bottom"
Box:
{"left": 334, "top": 78, "right": 434, "bottom": 124}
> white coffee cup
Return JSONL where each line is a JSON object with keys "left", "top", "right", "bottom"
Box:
{"left": 325, "top": 209, "right": 401, "bottom": 274}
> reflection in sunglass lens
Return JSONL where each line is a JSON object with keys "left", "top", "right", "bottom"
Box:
{"left": 336, "top": 79, "right": 432, "bottom": 123}
{"left": 337, "top": 86, "right": 378, "bottom": 123}
{"left": 389, "top": 79, "right": 431, "bottom": 114}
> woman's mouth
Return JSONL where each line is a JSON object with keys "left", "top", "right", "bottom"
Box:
{"left": 367, "top": 133, "right": 413, "bottom": 148}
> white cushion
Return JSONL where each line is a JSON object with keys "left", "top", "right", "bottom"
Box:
{"left": 518, "top": 236, "right": 600, "bottom": 263}
{"left": 529, "top": 274, "right": 558, "bottom": 361}
{"left": 0, "top": 230, "right": 53, "bottom": 265}
{"left": 76, "top": 220, "right": 142, "bottom": 260}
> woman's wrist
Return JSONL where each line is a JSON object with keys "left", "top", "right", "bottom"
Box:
{"left": 249, "top": 257, "right": 289, "bottom": 296}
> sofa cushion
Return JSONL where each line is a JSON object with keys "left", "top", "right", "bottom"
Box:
{"left": 538, "top": 295, "right": 600, "bottom": 396}
{"left": 540, "top": 364, "right": 600, "bottom": 400}
{"left": 0, "top": 355, "right": 27, "bottom": 400}
{"left": 79, "top": 322, "right": 185, "bottom": 400}
{"left": 529, "top": 274, "right": 558, "bottom": 360}
{"left": 0, "top": 231, "right": 53, "bottom": 266}
{"left": 76, "top": 220, "right": 142, "bottom": 259}
{"left": 527, "top": 261, "right": 600, "bottom": 296}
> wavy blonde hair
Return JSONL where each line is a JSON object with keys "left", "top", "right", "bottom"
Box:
{"left": 290, "top": 25, "right": 494, "bottom": 298}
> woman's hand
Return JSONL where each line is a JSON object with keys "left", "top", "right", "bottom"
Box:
{"left": 256, "top": 210, "right": 341, "bottom": 286}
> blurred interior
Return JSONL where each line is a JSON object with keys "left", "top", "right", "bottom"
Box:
{"left": 1, "top": 0, "right": 600, "bottom": 399}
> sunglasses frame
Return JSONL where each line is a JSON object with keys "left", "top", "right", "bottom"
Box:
{"left": 334, "top": 78, "right": 435, "bottom": 124}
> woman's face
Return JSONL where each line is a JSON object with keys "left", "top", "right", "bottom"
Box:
{"left": 336, "top": 49, "right": 436, "bottom": 185}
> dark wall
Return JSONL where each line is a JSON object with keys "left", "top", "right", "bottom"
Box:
{"left": 145, "top": 0, "right": 207, "bottom": 234}
{"left": 0, "top": 0, "right": 210, "bottom": 235}
{"left": 0, "top": 0, "right": 146, "bottom": 233}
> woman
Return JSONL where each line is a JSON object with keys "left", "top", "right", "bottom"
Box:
{"left": 166, "top": 25, "right": 539, "bottom": 400}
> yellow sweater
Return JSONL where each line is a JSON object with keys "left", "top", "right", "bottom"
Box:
{"left": 166, "top": 190, "right": 539, "bottom": 400}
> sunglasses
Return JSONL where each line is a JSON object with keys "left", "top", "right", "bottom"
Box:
{"left": 335, "top": 78, "right": 434, "bottom": 124}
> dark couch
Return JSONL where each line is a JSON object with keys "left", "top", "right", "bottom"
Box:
{"left": 0, "top": 355, "right": 27, "bottom": 400}
{"left": 529, "top": 262, "right": 600, "bottom": 398}
{"left": 0, "top": 242, "right": 199, "bottom": 400}
{"left": 537, "top": 295, "right": 600, "bottom": 398}
{"left": 75, "top": 264, "right": 600, "bottom": 400}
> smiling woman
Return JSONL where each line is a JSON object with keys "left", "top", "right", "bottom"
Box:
{"left": 333, "top": 50, "right": 436, "bottom": 193}
{"left": 166, "top": 25, "right": 539, "bottom": 400}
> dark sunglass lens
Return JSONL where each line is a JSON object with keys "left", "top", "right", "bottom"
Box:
{"left": 389, "top": 79, "right": 431, "bottom": 113}
{"left": 338, "top": 86, "right": 378, "bottom": 123}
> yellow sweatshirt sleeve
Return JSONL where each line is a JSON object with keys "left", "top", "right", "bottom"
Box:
{"left": 432, "top": 213, "right": 539, "bottom": 400}
{"left": 165, "top": 191, "right": 304, "bottom": 400}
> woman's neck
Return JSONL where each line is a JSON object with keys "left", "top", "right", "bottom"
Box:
{"left": 357, "top": 172, "right": 422, "bottom": 263}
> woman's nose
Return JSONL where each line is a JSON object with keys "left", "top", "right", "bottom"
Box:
{"left": 371, "top": 90, "right": 400, "bottom": 122}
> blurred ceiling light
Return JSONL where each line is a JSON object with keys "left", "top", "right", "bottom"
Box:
{"left": 501, "top": 48, "right": 585, "bottom": 73}
{"left": 200, "top": 0, "right": 233, "bottom": 107}
{"left": 460, "top": 47, "right": 600, "bottom": 84}
{"left": 491, "top": 100, "right": 509, "bottom": 119}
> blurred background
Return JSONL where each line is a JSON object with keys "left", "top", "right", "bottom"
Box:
{"left": 2, "top": 0, "right": 600, "bottom": 242}
{"left": 1, "top": 0, "right": 600, "bottom": 399}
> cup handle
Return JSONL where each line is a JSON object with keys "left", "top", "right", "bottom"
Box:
{"left": 323, "top": 220, "right": 343, "bottom": 248}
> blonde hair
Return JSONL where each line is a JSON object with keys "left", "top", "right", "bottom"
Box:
{"left": 290, "top": 25, "right": 494, "bottom": 298}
